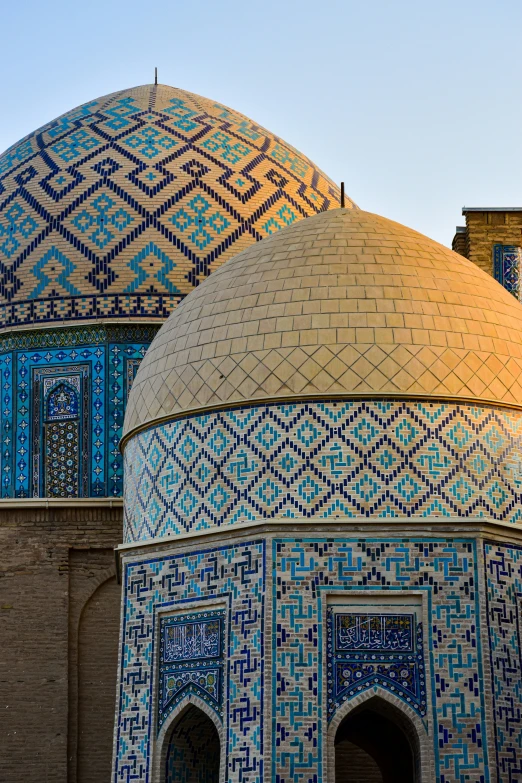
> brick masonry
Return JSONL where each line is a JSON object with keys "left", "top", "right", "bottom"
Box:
{"left": 0, "top": 502, "right": 122, "bottom": 783}
{"left": 455, "top": 210, "right": 522, "bottom": 276}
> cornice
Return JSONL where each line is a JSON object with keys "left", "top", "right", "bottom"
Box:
{"left": 115, "top": 515, "right": 522, "bottom": 582}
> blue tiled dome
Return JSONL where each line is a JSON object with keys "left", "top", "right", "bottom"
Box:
{"left": 0, "top": 83, "right": 351, "bottom": 330}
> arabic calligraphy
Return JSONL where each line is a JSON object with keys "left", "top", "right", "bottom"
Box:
{"left": 158, "top": 610, "right": 225, "bottom": 731}
{"left": 335, "top": 613, "right": 414, "bottom": 652}
{"left": 164, "top": 618, "right": 221, "bottom": 662}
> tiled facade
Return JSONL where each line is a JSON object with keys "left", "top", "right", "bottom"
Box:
{"left": 123, "top": 400, "right": 522, "bottom": 542}
{"left": 115, "top": 541, "right": 266, "bottom": 783}
{"left": 117, "top": 397, "right": 522, "bottom": 782}
{"left": 493, "top": 244, "right": 522, "bottom": 300}
{"left": 484, "top": 541, "right": 522, "bottom": 780}
{"left": 0, "top": 84, "right": 345, "bottom": 330}
{"left": 0, "top": 323, "right": 158, "bottom": 497}
{"left": 115, "top": 529, "right": 522, "bottom": 783}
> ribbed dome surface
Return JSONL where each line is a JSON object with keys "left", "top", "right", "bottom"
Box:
{"left": 123, "top": 207, "right": 522, "bottom": 440}
{"left": 0, "top": 84, "right": 347, "bottom": 329}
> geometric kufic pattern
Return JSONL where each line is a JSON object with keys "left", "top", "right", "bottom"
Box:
{"left": 0, "top": 323, "right": 155, "bottom": 497}
{"left": 124, "top": 401, "right": 522, "bottom": 542}
{"left": 0, "top": 84, "right": 345, "bottom": 329}
{"left": 158, "top": 609, "right": 225, "bottom": 730}
{"left": 494, "top": 244, "right": 522, "bottom": 300}
{"left": 274, "top": 538, "right": 489, "bottom": 783}
{"left": 327, "top": 610, "right": 427, "bottom": 721}
{"left": 115, "top": 541, "right": 265, "bottom": 783}
{"left": 484, "top": 541, "right": 522, "bottom": 781}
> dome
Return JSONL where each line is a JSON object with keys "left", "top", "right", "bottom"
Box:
{"left": 0, "top": 84, "right": 349, "bottom": 330}
{"left": 123, "top": 207, "right": 522, "bottom": 442}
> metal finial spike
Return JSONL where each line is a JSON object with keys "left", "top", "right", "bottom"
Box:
{"left": 155, "top": 67, "right": 158, "bottom": 86}
{"left": 341, "top": 182, "right": 345, "bottom": 208}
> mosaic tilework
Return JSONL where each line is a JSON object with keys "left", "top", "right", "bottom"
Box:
{"left": 484, "top": 541, "right": 522, "bottom": 781}
{"left": 37, "top": 369, "right": 87, "bottom": 497}
{"left": 158, "top": 609, "right": 225, "bottom": 730}
{"left": 274, "top": 538, "right": 488, "bottom": 783}
{"left": 0, "top": 84, "right": 345, "bottom": 328}
{"left": 123, "top": 401, "right": 522, "bottom": 542}
{"left": 494, "top": 244, "right": 522, "bottom": 300}
{"left": 0, "top": 323, "right": 156, "bottom": 496}
{"left": 114, "top": 541, "right": 265, "bottom": 783}
{"left": 326, "top": 609, "right": 427, "bottom": 720}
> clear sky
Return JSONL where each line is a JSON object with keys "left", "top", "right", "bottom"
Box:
{"left": 1, "top": 0, "right": 521, "bottom": 247}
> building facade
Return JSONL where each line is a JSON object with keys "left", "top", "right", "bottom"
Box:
{"left": 116, "top": 207, "right": 522, "bottom": 782}
{"left": 453, "top": 207, "right": 522, "bottom": 300}
{"left": 0, "top": 83, "right": 343, "bottom": 782}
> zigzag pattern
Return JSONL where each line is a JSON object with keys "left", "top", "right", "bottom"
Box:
{"left": 124, "top": 400, "right": 522, "bottom": 541}
{"left": 0, "top": 84, "right": 345, "bottom": 327}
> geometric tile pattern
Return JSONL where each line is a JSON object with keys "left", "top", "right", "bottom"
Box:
{"left": 114, "top": 541, "right": 265, "bottom": 783}
{"left": 274, "top": 538, "right": 488, "bottom": 783}
{"left": 123, "top": 208, "right": 522, "bottom": 436}
{"left": 0, "top": 323, "right": 156, "bottom": 496}
{"left": 41, "top": 374, "right": 83, "bottom": 497}
{"left": 326, "top": 609, "right": 427, "bottom": 720}
{"left": 493, "top": 244, "right": 522, "bottom": 300}
{"left": 158, "top": 609, "right": 225, "bottom": 731}
{"left": 484, "top": 541, "right": 522, "bottom": 781}
{"left": 115, "top": 536, "right": 490, "bottom": 783}
{"left": 123, "top": 400, "right": 522, "bottom": 542}
{"left": 0, "top": 84, "right": 345, "bottom": 329}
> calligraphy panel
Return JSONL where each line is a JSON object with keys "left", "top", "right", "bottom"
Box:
{"left": 335, "top": 613, "right": 414, "bottom": 653}
{"left": 158, "top": 608, "right": 225, "bottom": 731}
{"left": 327, "top": 607, "right": 426, "bottom": 720}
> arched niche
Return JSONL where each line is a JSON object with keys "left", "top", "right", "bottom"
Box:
{"left": 76, "top": 575, "right": 120, "bottom": 783}
{"left": 163, "top": 702, "right": 222, "bottom": 783}
{"left": 330, "top": 691, "right": 427, "bottom": 783}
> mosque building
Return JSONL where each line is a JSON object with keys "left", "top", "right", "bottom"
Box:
{"left": 1, "top": 82, "right": 522, "bottom": 783}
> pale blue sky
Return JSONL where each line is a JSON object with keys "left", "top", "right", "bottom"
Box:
{"left": 1, "top": 0, "right": 521, "bottom": 246}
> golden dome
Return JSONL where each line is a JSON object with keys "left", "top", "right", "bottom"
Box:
{"left": 123, "top": 207, "right": 522, "bottom": 441}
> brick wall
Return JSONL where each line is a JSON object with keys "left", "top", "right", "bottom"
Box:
{"left": 77, "top": 576, "right": 120, "bottom": 783}
{"left": 463, "top": 210, "right": 522, "bottom": 275}
{"left": 452, "top": 226, "right": 468, "bottom": 258}
{"left": 335, "top": 741, "right": 383, "bottom": 782}
{"left": 0, "top": 502, "right": 122, "bottom": 783}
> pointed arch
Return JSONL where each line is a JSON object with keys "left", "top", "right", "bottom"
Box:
{"left": 46, "top": 380, "right": 80, "bottom": 420}
{"left": 152, "top": 694, "right": 225, "bottom": 783}
{"left": 327, "top": 687, "right": 432, "bottom": 783}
